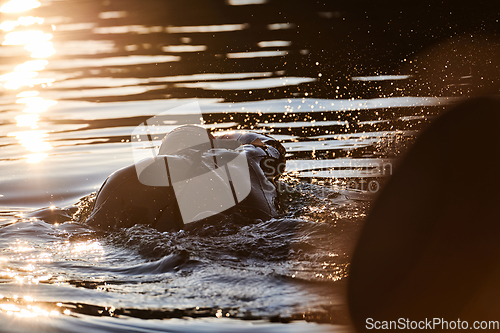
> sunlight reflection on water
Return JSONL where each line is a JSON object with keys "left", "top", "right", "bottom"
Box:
{"left": 1, "top": 0, "right": 56, "bottom": 163}
{"left": 0, "top": 0, "right": 495, "bottom": 330}
{"left": 0, "top": 0, "right": 40, "bottom": 13}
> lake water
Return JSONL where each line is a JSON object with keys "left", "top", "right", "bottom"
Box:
{"left": 0, "top": 0, "right": 497, "bottom": 332}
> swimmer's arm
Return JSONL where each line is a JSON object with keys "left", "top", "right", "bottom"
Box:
{"left": 213, "top": 132, "right": 265, "bottom": 149}
{"left": 249, "top": 138, "right": 265, "bottom": 147}
{"left": 214, "top": 132, "right": 286, "bottom": 177}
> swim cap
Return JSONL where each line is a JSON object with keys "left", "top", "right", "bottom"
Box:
{"left": 159, "top": 125, "right": 214, "bottom": 155}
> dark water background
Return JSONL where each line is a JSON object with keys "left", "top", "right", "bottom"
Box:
{"left": 0, "top": 0, "right": 498, "bottom": 331}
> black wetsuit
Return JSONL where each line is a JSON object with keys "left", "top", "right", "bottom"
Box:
{"left": 86, "top": 131, "right": 286, "bottom": 232}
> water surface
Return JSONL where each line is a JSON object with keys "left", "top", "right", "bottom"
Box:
{"left": 0, "top": 0, "right": 498, "bottom": 331}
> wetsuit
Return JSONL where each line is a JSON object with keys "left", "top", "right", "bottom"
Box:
{"left": 86, "top": 127, "right": 286, "bottom": 232}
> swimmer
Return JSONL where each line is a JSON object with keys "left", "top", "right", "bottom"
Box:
{"left": 85, "top": 125, "right": 286, "bottom": 232}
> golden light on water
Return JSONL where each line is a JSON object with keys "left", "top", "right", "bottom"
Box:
{"left": 15, "top": 113, "right": 39, "bottom": 127}
{"left": 0, "top": 0, "right": 40, "bottom": 13}
{"left": 2, "top": 30, "right": 55, "bottom": 58}
{"left": 17, "top": 90, "right": 39, "bottom": 97}
{"left": 0, "top": 71, "right": 37, "bottom": 90}
{"left": 8, "top": 130, "right": 52, "bottom": 163}
{"left": 0, "top": 75, "right": 55, "bottom": 90}
{"left": 25, "top": 40, "right": 55, "bottom": 58}
{"left": 9, "top": 130, "right": 51, "bottom": 150}
{"left": 24, "top": 153, "right": 47, "bottom": 163}
{"left": 15, "top": 60, "right": 48, "bottom": 71}
{"left": 0, "top": 20, "right": 18, "bottom": 31}
{"left": 3, "top": 30, "right": 52, "bottom": 45}
{"left": 0, "top": 300, "right": 65, "bottom": 318}
{"left": 0, "top": 235, "right": 81, "bottom": 319}
{"left": 70, "top": 240, "right": 105, "bottom": 256}
{"left": 16, "top": 96, "right": 57, "bottom": 113}
{"left": 0, "top": 16, "right": 44, "bottom": 31}
{"left": 1, "top": 0, "right": 57, "bottom": 163}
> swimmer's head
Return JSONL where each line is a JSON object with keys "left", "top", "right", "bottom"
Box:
{"left": 159, "top": 125, "right": 214, "bottom": 155}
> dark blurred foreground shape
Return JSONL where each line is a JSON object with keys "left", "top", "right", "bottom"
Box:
{"left": 348, "top": 97, "right": 500, "bottom": 331}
